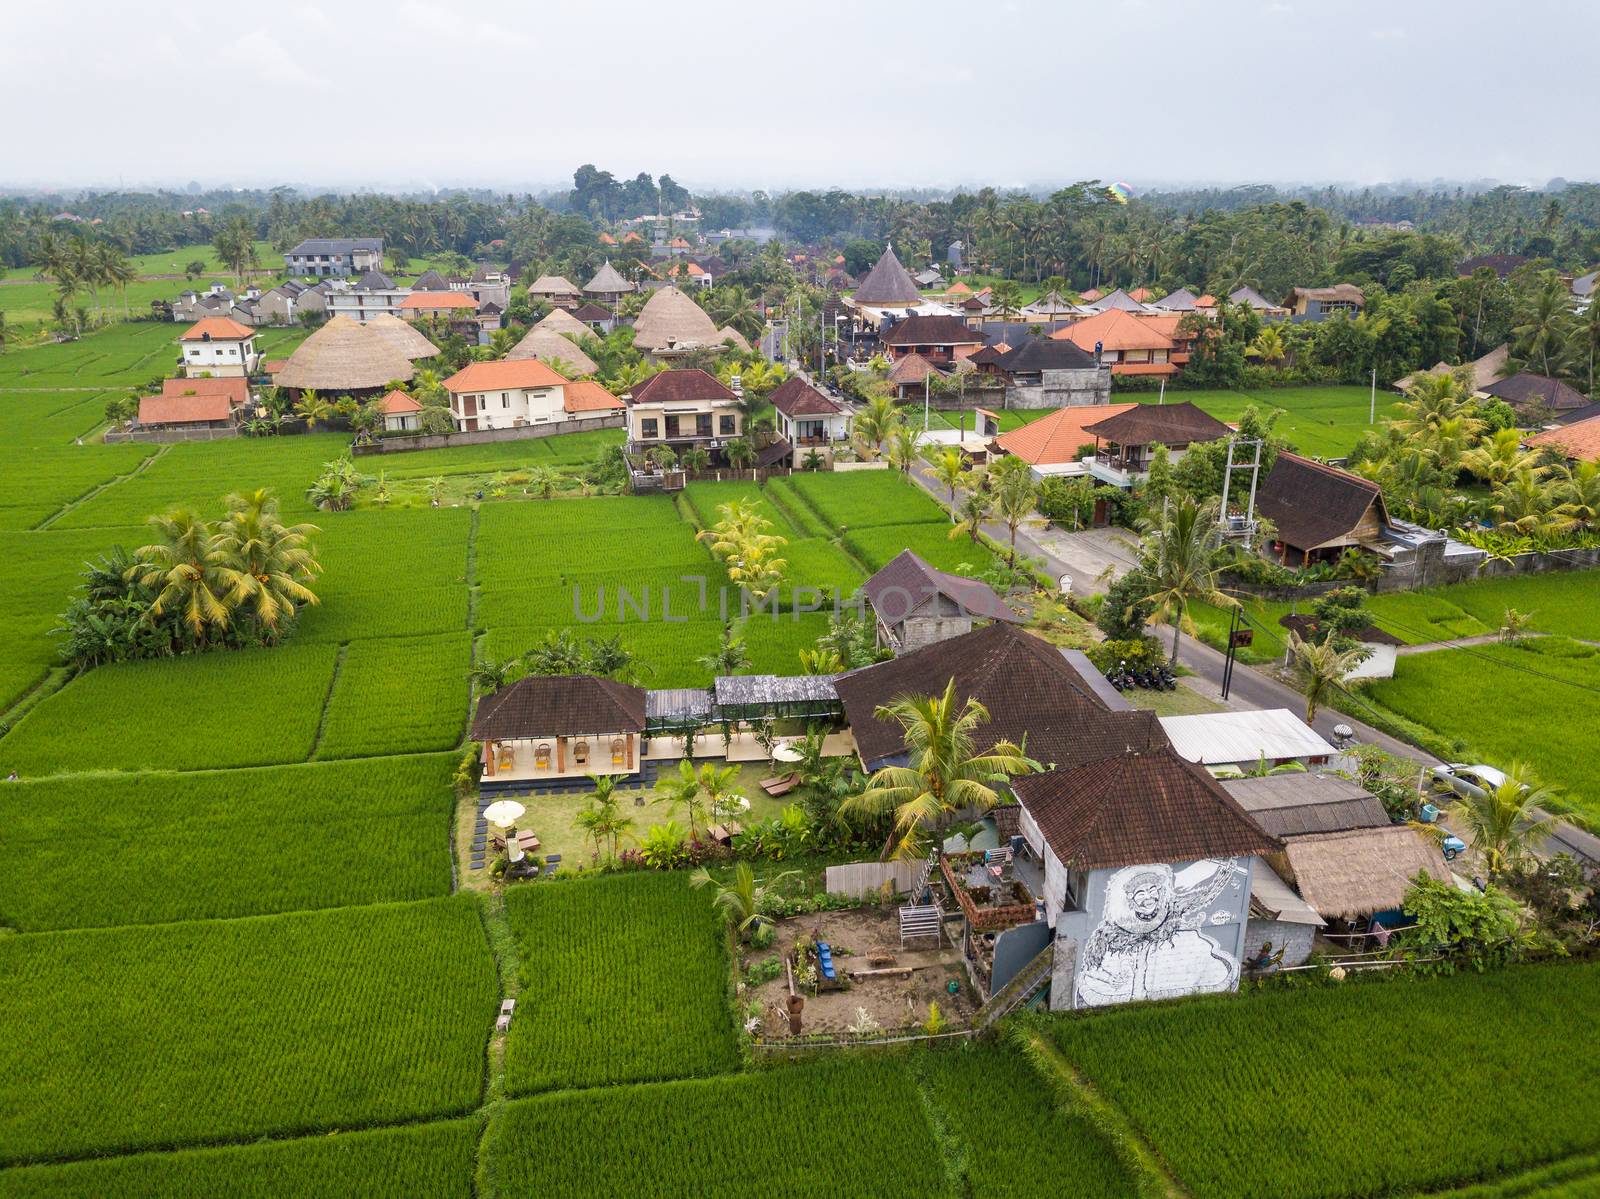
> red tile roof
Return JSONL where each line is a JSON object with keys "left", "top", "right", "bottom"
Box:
{"left": 399, "top": 291, "right": 478, "bottom": 310}
{"left": 1527, "top": 414, "right": 1600, "bottom": 463}
{"left": 443, "top": 359, "right": 568, "bottom": 392}
{"left": 378, "top": 389, "right": 422, "bottom": 414}
{"left": 180, "top": 317, "right": 252, "bottom": 341}
{"left": 1052, "top": 309, "right": 1175, "bottom": 353}
{"left": 160, "top": 376, "right": 248, "bottom": 406}
{"left": 996, "top": 403, "right": 1138, "bottom": 465}
{"left": 563, "top": 380, "right": 625, "bottom": 414}
{"left": 770, "top": 376, "right": 846, "bottom": 417}
{"left": 138, "top": 393, "right": 233, "bottom": 425}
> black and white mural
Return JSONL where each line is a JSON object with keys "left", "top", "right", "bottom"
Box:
{"left": 1075, "top": 858, "right": 1249, "bottom": 1008}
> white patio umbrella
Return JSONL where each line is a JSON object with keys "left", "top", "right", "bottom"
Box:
{"left": 772, "top": 743, "right": 804, "bottom": 764}
{"left": 483, "top": 800, "right": 527, "bottom": 863}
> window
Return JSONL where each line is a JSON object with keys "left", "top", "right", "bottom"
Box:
{"left": 696, "top": 414, "right": 713, "bottom": 438}
{"left": 1065, "top": 868, "right": 1088, "bottom": 910}
{"left": 718, "top": 414, "right": 735, "bottom": 436}
{"left": 502, "top": 395, "right": 509, "bottom": 409}
{"left": 641, "top": 417, "right": 659, "bottom": 439}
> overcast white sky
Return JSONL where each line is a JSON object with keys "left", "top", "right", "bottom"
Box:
{"left": 6, "top": 0, "right": 1597, "bottom": 193}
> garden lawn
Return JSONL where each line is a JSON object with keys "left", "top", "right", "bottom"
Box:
{"left": 0, "top": 897, "right": 498, "bottom": 1164}
{"left": 916, "top": 1042, "right": 1135, "bottom": 1199}
{"left": 1041, "top": 961, "right": 1600, "bottom": 1199}
{"left": 315, "top": 633, "right": 473, "bottom": 759}
{"left": 0, "top": 754, "right": 459, "bottom": 932}
{"left": 486, "top": 1057, "right": 946, "bottom": 1199}
{"left": 1365, "top": 638, "right": 1600, "bottom": 822}
{"left": 503, "top": 872, "right": 739, "bottom": 1093}
{"left": 0, "top": 641, "right": 338, "bottom": 777}
{"left": 1133, "top": 385, "right": 1395, "bottom": 459}
{"left": 0, "top": 1118, "right": 479, "bottom": 1199}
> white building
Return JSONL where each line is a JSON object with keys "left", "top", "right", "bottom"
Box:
{"left": 324, "top": 270, "right": 410, "bottom": 322}
{"left": 179, "top": 317, "right": 258, "bottom": 378}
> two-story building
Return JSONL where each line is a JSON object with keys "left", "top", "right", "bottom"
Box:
{"left": 179, "top": 317, "right": 258, "bottom": 378}
{"left": 443, "top": 359, "right": 571, "bottom": 431}
{"left": 285, "top": 238, "right": 385, "bottom": 278}
{"left": 1285, "top": 285, "right": 1364, "bottom": 322}
{"left": 1078, "top": 401, "right": 1233, "bottom": 485}
{"left": 767, "top": 376, "right": 851, "bottom": 467}
{"left": 624, "top": 369, "right": 742, "bottom": 457}
{"left": 324, "top": 270, "right": 410, "bottom": 322}
{"left": 879, "top": 314, "right": 985, "bottom": 365}
{"left": 996, "top": 337, "right": 1113, "bottom": 408}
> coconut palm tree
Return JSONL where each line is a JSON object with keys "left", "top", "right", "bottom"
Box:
{"left": 689, "top": 861, "right": 800, "bottom": 942}
{"left": 211, "top": 491, "right": 321, "bottom": 636}
{"left": 294, "top": 389, "right": 333, "bottom": 431}
{"left": 1284, "top": 629, "right": 1369, "bottom": 724}
{"left": 126, "top": 508, "right": 232, "bottom": 645}
{"left": 949, "top": 486, "right": 994, "bottom": 543}
{"left": 887, "top": 423, "right": 918, "bottom": 475}
{"left": 931, "top": 447, "right": 965, "bottom": 515}
{"left": 655, "top": 758, "right": 710, "bottom": 840}
{"left": 469, "top": 654, "right": 519, "bottom": 694}
{"left": 853, "top": 394, "right": 899, "bottom": 459}
{"left": 1462, "top": 428, "right": 1546, "bottom": 488}
{"left": 840, "top": 679, "right": 1037, "bottom": 860}
{"left": 579, "top": 773, "right": 632, "bottom": 859}
{"left": 990, "top": 455, "right": 1035, "bottom": 566}
{"left": 1450, "top": 764, "right": 1558, "bottom": 879}
{"left": 1136, "top": 495, "right": 1238, "bottom": 665}
{"left": 1550, "top": 460, "right": 1600, "bottom": 535}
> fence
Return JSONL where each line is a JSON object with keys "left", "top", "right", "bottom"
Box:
{"left": 823, "top": 860, "right": 921, "bottom": 898}
{"left": 104, "top": 425, "right": 239, "bottom": 444}
{"left": 351, "top": 413, "right": 622, "bottom": 456}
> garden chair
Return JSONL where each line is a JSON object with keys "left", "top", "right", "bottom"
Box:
{"left": 534, "top": 743, "right": 552, "bottom": 770}
{"left": 573, "top": 741, "right": 590, "bottom": 768}
{"left": 610, "top": 738, "right": 626, "bottom": 767}
{"left": 496, "top": 999, "right": 515, "bottom": 1033}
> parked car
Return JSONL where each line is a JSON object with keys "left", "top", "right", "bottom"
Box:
{"left": 1429, "top": 763, "right": 1511, "bottom": 801}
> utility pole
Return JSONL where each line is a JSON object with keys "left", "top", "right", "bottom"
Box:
{"left": 1158, "top": 377, "right": 1166, "bottom": 405}
{"left": 1219, "top": 437, "right": 1263, "bottom": 550}
{"left": 923, "top": 372, "right": 931, "bottom": 432}
{"left": 1369, "top": 367, "right": 1377, "bottom": 424}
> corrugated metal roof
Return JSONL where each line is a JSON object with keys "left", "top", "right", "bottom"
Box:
{"left": 1159, "top": 709, "right": 1336, "bottom": 766}
{"left": 1250, "top": 864, "right": 1325, "bottom": 926}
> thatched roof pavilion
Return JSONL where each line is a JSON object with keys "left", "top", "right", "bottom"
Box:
{"left": 366, "top": 313, "right": 440, "bottom": 360}
{"left": 506, "top": 326, "right": 598, "bottom": 376}
{"left": 274, "top": 315, "right": 416, "bottom": 394}
{"left": 535, "top": 308, "right": 591, "bottom": 338}
{"left": 632, "top": 285, "right": 720, "bottom": 352}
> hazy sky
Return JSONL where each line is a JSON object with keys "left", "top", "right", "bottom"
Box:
{"left": 6, "top": 0, "right": 1597, "bottom": 193}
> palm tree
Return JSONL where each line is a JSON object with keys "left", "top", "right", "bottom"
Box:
{"left": 990, "top": 456, "right": 1035, "bottom": 565}
{"left": 1284, "top": 629, "right": 1369, "bottom": 724}
{"left": 949, "top": 486, "right": 993, "bottom": 543}
{"left": 126, "top": 508, "right": 232, "bottom": 645}
{"left": 469, "top": 654, "right": 519, "bottom": 694}
{"left": 841, "top": 679, "right": 1036, "bottom": 860}
{"left": 887, "top": 423, "right": 918, "bottom": 475}
{"left": 1550, "top": 461, "right": 1600, "bottom": 535}
{"left": 526, "top": 466, "right": 560, "bottom": 499}
{"left": 211, "top": 491, "right": 321, "bottom": 636}
{"left": 697, "top": 625, "right": 750, "bottom": 676}
{"left": 1136, "top": 495, "right": 1238, "bottom": 665}
{"left": 579, "top": 773, "right": 631, "bottom": 859}
{"left": 696, "top": 761, "right": 744, "bottom": 825}
{"left": 689, "top": 861, "right": 800, "bottom": 942}
{"left": 853, "top": 394, "right": 899, "bottom": 459}
{"left": 655, "top": 758, "right": 709, "bottom": 840}
{"left": 294, "top": 390, "right": 333, "bottom": 431}
{"left": 1449, "top": 764, "right": 1558, "bottom": 879}
{"left": 931, "top": 447, "right": 965, "bottom": 515}
{"left": 1462, "top": 428, "right": 1546, "bottom": 488}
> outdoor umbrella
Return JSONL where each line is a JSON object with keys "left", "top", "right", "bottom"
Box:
{"left": 772, "top": 743, "right": 804, "bottom": 764}
{"left": 483, "top": 800, "right": 527, "bottom": 863}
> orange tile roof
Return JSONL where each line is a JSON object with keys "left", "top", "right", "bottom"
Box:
{"left": 138, "top": 393, "right": 233, "bottom": 425}
{"left": 599, "top": 232, "right": 618, "bottom": 245}
{"left": 399, "top": 291, "right": 477, "bottom": 310}
{"left": 1052, "top": 309, "right": 1175, "bottom": 353}
{"left": 622, "top": 231, "right": 645, "bottom": 243}
{"left": 1129, "top": 288, "right": 1154, "bottom": 302}
{"left": 378, "top": 389, "right": 422, "bottom": 414}
{"left": 1111, "top": 363, "right": 1180, "bottom": 376}
{"left": 263, "top": 359, "right": 287, "bottom": 374}
{"left": 947, "top": 281, "right": 973, "bottom": 296}
{"left": 563, "top": 380, "right": 625, "bottom": 414}
{"left": 1194, "top": 294, "right": 1217, "bottom": 307}
{"left": 1527, "top": 415, "right": 1600, "bottom": 463}
{"left": 443, "top": 359, "right": 568, "bottom": 392}
{"left": 160, "top": 376, "right": 248, "bottom": 405}
{"left": 180, "top": 317, "right": 252, "bottom": 341}
{"left": 669, "top": 237, "right": 691, "bottom": 248}
{"left": 996, "top": 403, "right": 1139, "bottom": 465}
{"left": 1079, "top": 288, "right": 1105, "bottom": 303}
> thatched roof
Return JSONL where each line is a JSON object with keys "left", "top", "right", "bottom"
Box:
{"left": 851, "top": 245, "right": 921, "bottom": 306}
{"left": 584, "top": 261, "right": 633, "bottom": 295}
{"left": 506, "top": 326, "right": 598, "bottom": 376}
{"left": 715, "top": 326, "right": 752, "bottom": 353}
{"left": 1283, "top": 826, "right": 1450, "bottom": 921}
{"left": 535, "top": 307, "right": 591, "bottom": 338}
{"left": 274, "top": 315, "right": 415, "bottom": 391}
{"left": 632, "top": 285, "right": 720, "bottom": 351}
{"left": 366, "top": 313, "right": 440, "bottom": 360}
{"left": 527, "top": 274, "right": 580, "bottom": 297}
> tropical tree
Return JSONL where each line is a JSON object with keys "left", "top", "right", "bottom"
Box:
{"left": 990, "top": 455, "right": 1036, "bottom": 565}
{"left": 840, "top": 679, "right": 1037, "bottom": 860}
{"left": 1284, "top": 629, "right": 1369, "bottom": 724}
{"left": 655, "top": 758, "right": 709, "bottom": 839}
{"left": 853, "top": 394, "right": 899, "bottom": 459}
{"left": 887, "top": 422, "right": 919, "bottom": 475}
{"left": 211, "top": 490, "right": 321, "bottom": 636}
{"left": 931, "top": 447, "right": 966, "bottom": 513}
{"left": 578, "top": 773, "right": 632, "bottom": 859}
{"left": 1462, "top": 427, "right": 1546, "bottom": 488}
{"left": 949, "top": 486, "right": 994, "bottom": 543}
{"left": 1449, "top": 764, "right": 1559, "bottom": 879}
{"left": 469, "top": 654, "right": 519, "bottom": 694}
{"left": 1135, "top": 495, "right": 1237, "bottom": 664}
{"left": 1550, "top": 460, "right": 1600, "bottom": 535}
{"left": 697, "top": 624, "right": 750, "bottom": 676}
{"left": 294, "top": 389, "right": 334, "bottom": 431}
{"left": 526, "top": 465, "right": 560, "bottom": 499}
{"left": 125, "top": 509, "right": 231, "bottom": 645}
{"left": 689, "top": 861, "right": 800, "bottom": 942}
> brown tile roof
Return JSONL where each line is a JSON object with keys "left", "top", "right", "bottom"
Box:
{"left": 562, "top": 380, "right": 625, "bottom": 414}
{"left": 1013, "top": 747, "right": 1281, "bottom": 870}
{"left": 443, "top": 359, "right": 568, "bottom": 392}
{"left": 180, "top": 317, "right": 252, "bottom": 341}
{"left": 862, "top": 550, "right": 1019, "bottom": 627}
{"left": 627, "top": 368, "right": 736, "bottom": 406}
{"left": 470, "top": 675, "right": 646, "bottom": 740}
{"left": 1527, "top": 414, "right": 1600, "bottom": 463}
{"left": 968, "top": 344, "right": 1011, "bottom": 367}
{"left": 996, "top": 403, "right": 1137, "bottom": 466}
{"left": 1220, "top": 775, "right": 1391, "bottom": 839}
{"left": 886, "top": 353, "right": 943, "bottom": 386}
{"left": 879, "top": 314, "right": 983, "bottom": 347}
{"left": 378, "top": 389, "right": 422, "bottom": 414}
{"left": 769, "top": 376, "right": 846, "bottom": 417}
{"left": 1081, "top": 401, "right": 1232, "bottom": 446}
{"left": 160, "top": 376, "right": 248, "bottom": 406}
{"left": 992, "top": 338, "right": 1096, "bottom": 372}
{"left": 1483, "top": 372, "right": 1590, "bottom": 414}
{"left": 137, "top": 393, "right": 234, "bottom": 425}
{"left": 835, "top": 623, "right": 1165, "bottom": 770}
{"left": 571, "top": 303, "right": 614, "bottom": 322}
{"left": 1256, "top": 453, "right": 1387, "bottom": 553}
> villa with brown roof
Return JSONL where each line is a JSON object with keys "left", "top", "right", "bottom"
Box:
{"left": 1079, "top": 401, "right": 1232, "bottom": 484}
{"left": 179, "top": 317, "right": 257, "bottom": 378}
{"left": 1479, "top": 372, "right": 1590, "bottom": 419}
{"left": 624, "top": 369, "right": 742, "bottom": 458}
{"left": 862, "top": 550, "right": 1019, "bottom": 653}
{"left": 879, "top": 314, "right": 984, "bottom": 365}
{"left": 767, "top": 376, "right": 851, "bottom": 467}
{"left": 473, "top": 675, "right": 647, "bottom": 783}
{"left": 994, "top": 337, "right": 1113, "bottom": 408}
{"left": 1255, "top": 452, "right": 1391, "bottom": 565}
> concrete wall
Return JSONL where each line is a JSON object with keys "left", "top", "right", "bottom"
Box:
{"left": 1244, "top": 916, "right": 1317, "bottom": 969}
{"left": 1049, "top": 856, "right": 1255, "bottom": 1011}
{"left": 1005, "top": 366, "right": 1113, "bottom": 410}
{"left": 352, "top": 413, "right": 622, "bottom": 455}
{"left": 105, "top": 424, "right": 239, "bottom": 444}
